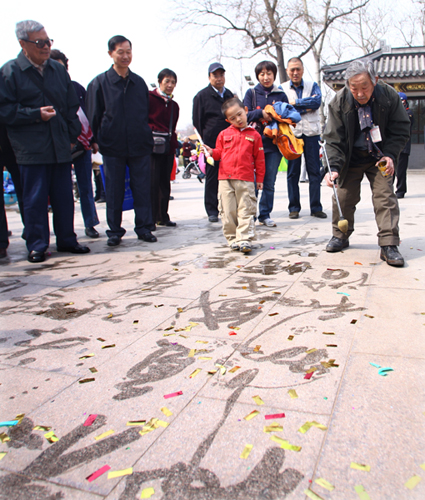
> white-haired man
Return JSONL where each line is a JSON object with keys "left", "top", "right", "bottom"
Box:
{"left": 323, "top": 59, "right": 410, "bottom": 267}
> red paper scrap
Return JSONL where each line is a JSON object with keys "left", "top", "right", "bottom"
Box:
{"left": 86, "top": 465, "right": 110, "bottom": 482}
{"left": 164, "top": 391, "right": 183, "bottom": 399}
{"left": 304, "top": 372, "right": 313, "bottom": 380}
{"left": 229, "top": 332, "right": 237, "bottom": 336}
{"left": 83, "top": 414, "right": 97, "bottom": 427}
{"left": 265, "top": 413, "right": 285, "bottom": 420}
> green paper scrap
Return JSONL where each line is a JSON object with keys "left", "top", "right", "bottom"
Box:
{"left": 354, "top": 485, "right": 371, "bottom": 500}
{"left": 304, "top": 489, "right": 324, "bottom": 500}
{"left": 140, "top": 487, "right": 155, "bottom": 498}
{"left": 369, "top": 362, "right": 381, "bottom": 368}
{"left": 351, "top": 462, "right": 371, "bottom": 471}
{"left": 378, "top": 367, "right": 394, "bottom": 376}
{"left": 405, "top": 475, "right": 422, "bottom": 490}
{"left": 315, "top": 477, "right": 334, "bottom": 491}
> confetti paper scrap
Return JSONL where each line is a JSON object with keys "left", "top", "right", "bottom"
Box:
{"left": 306, "top": 367, "right": 317, "bottom": 373}
{"left": 86, "top": 465, "right": 111, "bottom": 482}
{"left": 107, "top": 313, "right": 113, "bottom": 318}
{"left": 83, "top": 414, "right": 97, "bottom": 427}
{"left": 229, "top": 366, "right": 241, "bottom": 373}
{"left": 378, "top": 367, "right": 394, "bottom": 376}
{"left": 240, "top": 444, "right": 253, "bottom": 459}
{"left": 351, "top": 462, "right": 371, "bottom": 471}
{"left": 315, "top": 478, "right": 335, "bottom": 491}
{"left": 163, "top": 333, "right": 176, "bottom": 337}
{"left": 215, "top": 364, "right": 226, "bottom": 375}
{"left": 79, "top": 354, "right": 94, "bottom": 359}
{"left": 229, "top": 326, "right": 240, "bottom": 330}
{"left": 139, "top": 419, "right": 159, "bottom": 436}
{"left": 326, "top": 344, "right": 337, "bottom": 348}
{"left": 298, "top": 421, "right": 327, "bottom": 433}
{"left": 405, "top": 475, "right": 422, "bottom": 489}
{"left": 164, "top": 326, "right": 174, "bottom": 331}
{"left": 420, "top": 463, "right": 425, "bottom": 471}
{"left": 337, "top": 292, "right": 350, "bottom": 296}
{"left": 44, "top": 431, "right": 59, "bottom": 443}
{"left": 351, "top": 319, "right": 357, "bottom": 324}
{"left": 33, "top": 426, "right": 51, "bottom": 431}
{"left": 265, "top": 413, "right": 285, "bottom": 420}
{"left": 370, "top": 362, "right": 381, "bottom": 368}
{"left": 207, "top": 369, "right": 218, "bottom": 375}
{"left": 126, "top": 421, "right": 146, "bottom": 426}
{"left": 196, "top": 340, "right": 208, "bottom": 344}
{"left": 89, "top": 367, "right": 98, "bottom": 373}
{"left": 288, "top": 389, "right": 298, "bottom": 399}
{"left": 322, "top": 332, "right": 335, "bottom": 335}
{"left": 354, "top": 261, "right": 363, "bottom": 265}
{"left": 177, "top": 307, "right": 183, "bottom": 313}
{"left": 304, "top": 489, "right": 324, "bottom": 500}
{"left": 270, "top": 435, "right": 301, "bottom": 451}
{"left": 79, "top": 378, "right": 95, "bottom": 384}
{"left": 272, "top": 291, "right": 281, "bottom": 295}
{"left": 164, "top": 391, "right": 183, "bottom": 399}
{"left": 0, "top": 433, "right": 11, "bottom": 443}
{"left": 0, "top": 420, "right": 18, "bottom": 427}
{"left": 108, "top": 467, "right": 133, "bottom": 479}
{"left": 0, "top": 452, "right": 7, "bottom": 461}
{"left": 101, "top": 344, "right": 116, "bottom": 349}
{"left": 188, "top": 349, "right": 196, "bottom": 358}
{"left": 304, "top": 372, "right": 313, "bottom": 380}
{"left": 161, "top": 407, "right": 173, "bottom": 417}
{"left": 253, "top": 345, "right": 261, "bottom": 352}
{"left": 94, "top": 430, "right": 114, "bottom": 441}
{"left": 364, "top": 314, "right": 374, "bottom": 319}
{"left": 287, "top": 335, "right": 294, "bottom": 341}
{"left": 244, "top": 410, "right": 260, "bottom": 421}
{"left": 133, "top": 320, "right": 139, "bottom": 325}
{"left": 264, "top": 423, "right": 283, "bottom": 433}
{"left": 15, "top": 413, "right": 25, "bottom": 424}
{"left": 354, "top": 485, "right": 371, "bottom": 500}
{"left": 189, "top": 369, "right": 202, "bottom": 379}
{"left": 306, "top": 348, "right": 317, "bottom": 354}
{"left": 269, "top": 312, "right": 279, "bottom": 317}
{"left": 155, "top": 304, "right": 164, "bottom": 308}
{"left": 199, "top": 357, "right": 212, "bottom": 361}
{"left": 140, "top": 487, "right": 155, "bottom": 498}
{"left": 252, "top": 395, "right": 264, "bottom": 406}
{"left": 229, "top": 331, "right": 237, "bottom": 336}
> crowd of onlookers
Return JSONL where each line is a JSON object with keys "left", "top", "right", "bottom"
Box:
{"left": 0, "top": 19, "right": 414, "bottom": 267}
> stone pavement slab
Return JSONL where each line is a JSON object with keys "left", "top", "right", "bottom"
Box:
{"left": 1, "top": 171, "right": 424, "bottom": 499}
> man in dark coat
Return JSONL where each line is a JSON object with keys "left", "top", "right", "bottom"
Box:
{"left": 193, "top": 63, "right": 233, "bottom": 222}
{"left": 394, "top": 92, "right": 414, "bottom": 199}
{"left": 0, "top": 20, "right": 89, "bottom": 263}
{"left": 323, "top": 59, "right": 410, "bottom": 267}
{"left": 86, "top": 35, "right": 155, "bottom": 247}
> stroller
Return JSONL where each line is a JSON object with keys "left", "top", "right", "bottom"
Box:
{"left": 182, "top": 149, "right": 204, "bottom": 180}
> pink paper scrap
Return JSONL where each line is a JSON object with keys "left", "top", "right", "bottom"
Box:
{"left": 83, "top": 414, "right": 98, "bottom": 427}
{"left": 304, "top": 372, "right": 313, "bottom": 380}
{"left": 86, "top": 465, "right": 110, "bottom": 482}
{"left": 164, "top": 391, "right": 183, "bottom": 399}
{"left": 265, "top": 413, "right": 285, "bottom": 420}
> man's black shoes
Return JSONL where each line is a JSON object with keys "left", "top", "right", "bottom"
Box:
{"left": 28, "top": 251, "right": 45, "bottom": 263}
{"left": 57, "top": 244, "right": 90, "bottom": 254}
{"left": 208, "top": 215, "right": 219, "bottom": 222}
{"left": 107, "top": 236, "right": 121, "bottom": 247}
{"left": 326, "top": 236, "right": 349, "bottom": 253}
{"left": 85, "top": 227, "right": 99, "bottom": 238}
{"left": 311, "top": 211, "right": 327, "bottom": 219}
{"left": 380, "top": 246, "right": 404, "bottom": 267}
{"left": 138, "top": 232, "right": 157, "bottom": 243}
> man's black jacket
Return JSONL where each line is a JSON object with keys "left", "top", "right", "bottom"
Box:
{"left": 86, "top": 66, "right": 153, "bottom": 157}
{"left": 0, "top": 51, "right": 81, "bottom": 165}
{"left": 192, "top": 84, "right": 233, "bottom": 148}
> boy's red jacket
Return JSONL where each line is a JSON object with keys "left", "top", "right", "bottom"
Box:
{"left": 212, "top": 125, "right": 266, "bottom": 183}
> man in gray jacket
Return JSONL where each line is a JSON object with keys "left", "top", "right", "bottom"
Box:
{"left": 323, "top": 59, "right": 410, "bottom": 267}
{"left": 0, "top": 20, "right": 89, "bottom": 262}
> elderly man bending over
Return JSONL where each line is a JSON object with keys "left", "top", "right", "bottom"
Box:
{"left": 323, "top": 59, "right": 410, "bottom": 267}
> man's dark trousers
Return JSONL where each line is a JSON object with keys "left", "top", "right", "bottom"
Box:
{"left": 205, "top": 161, "right": 219, "bottom": 217}
{"left": 287, "top": 135, "right": 323, "bottom": 214}
{"left": 20, "top": 163, "right": 78, "bottom": 253}
{"left": 395, "top": 152, "right": 409, "bottom": 197}
{"left": 103, "top": 155, "right": 153, "bottom": 238}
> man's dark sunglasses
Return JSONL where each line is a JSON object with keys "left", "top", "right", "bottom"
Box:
{"left": 26, "top": 39, "right": 53, "bottom": 49}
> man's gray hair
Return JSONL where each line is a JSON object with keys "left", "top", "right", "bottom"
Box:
{"left": 15, "top": 20, "right": 44, "bottom": 40}
{"left": 345, "top": 59, "right": 376, "bottom": 86}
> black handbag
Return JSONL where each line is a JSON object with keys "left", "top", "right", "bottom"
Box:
{"left": 152, "top": 100, "right": 174, "bottom": 155}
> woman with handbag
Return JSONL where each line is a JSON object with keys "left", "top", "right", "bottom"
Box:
{"left": 243, "top": 61, "right": 288, "bottom": 227}
{"left": 148, "top": 69, "right": 180, "bottom": 227}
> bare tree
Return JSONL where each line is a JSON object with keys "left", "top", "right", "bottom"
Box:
{"left": 397, "top": 0, "right": 425, "bottom": 46}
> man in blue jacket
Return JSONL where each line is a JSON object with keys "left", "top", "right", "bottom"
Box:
{"left": 0, "top": 20, "right": 89, "bottom": 263}
{"left": 87, "top": 35, "right": 155, "bottom": 246}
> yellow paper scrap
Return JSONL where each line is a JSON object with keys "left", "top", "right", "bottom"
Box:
{"left": 229, "top": 366, "right": 241, "bottom": 373}
{"left": 311, "top": 421, "right": 327, "bottom": 430}
{"left": 288, "top": 389, "right": 298, "bottom": 399}
{"left": 108, "top": 467, "right": 133, "bottom": 479}
{"left": 0, "top": 452, "right": 7, "bottom": 461}
{"left": 304, "top": 489, "right": 324, "bottom": 500}
{"left": 196, "top": 340, "right": 208, "bottom": 344}
{"left": 139, "top": 418, "right": 159, "bottom": 435}
{"left": 252, "top": 395, "right": 264, "bottom": 406}
{"left": 298, "top": 422, "right": 314, "bottom": 434}
{"left": 215, "top": 364, "right": 226, "bottom": 375}
{"left": 420, "top": 463, "right": 425, "bottom": 471}
{"left": 107, "top": 313, "right": 113, "bottom": 318}
{"left": 161, "top": 407, "right": 173, "bottom": 417}
{"left": 270, "top": 435, "right": 301, "bottom": 451}
{"left": 207, "top": 369, "right": 218, "bottom": 375}
{"left": 156, "top": 420, "right": 169, "bottom": 428}
{"left": 140, "top": 487, "right": 155, "bottom": 498}
{"left": 163, "top": 333, "right": 175, "bottom": 337}
{"left": 351, "top": 462, "right": 371, "bottom": 471}
{"left": 189, "top": 368, "right": 201, "bottom": 379}
{"left": 354, "top": 484, "right": 371, "bottom": 500}
{"left": 79, "top": 354, "right": 94, "bottom": 359}
{"left": 199, "top": 357, "right": 212, "bottom": 361}
{"left": 306, "top": 348, "right": 317, "bottom": 354}
{"left": 94, "top": 430, "right": 114, "bottom": 441}
{"left": 264, "top": 423, "right": 283, "bottom": 433}
{"left": 15, "top": 413, "right": 25, "bottom": 424}
{"left": 306, "top": 367, "right": 318, "bottom": 374}
{"left": 240, "top": 444, "right": 253, "bottom": 459}
{"left": 253, "top": 345, "right": 261, "bottom": 352}
{"left": 89, "top": 367, "right": 98, "bottom": 373}
{"left": 33, "top": 426, "right": 51, "bottom": 431}
{"left": 188, "top": 349, "right": 196, "bottom": 358}
{"left": 44, "top": 431, "right": 59, "bottom": 443}
{"left": 315, "top": 478, "right": 335, "bottom": 491}
{"left": 405, "top": 475, "right": 422, "bottom": 490}
{"left": 126, "top": 421, "right": 146, "bottom": 426}
{"left": 244, "top": 410, "right": 260, "bottom": 421}
{"left": 177, "top": 307, "right": 183, "bottom": 313}
{"left": 0, "top": 433, "right": 11, "bottom": 443}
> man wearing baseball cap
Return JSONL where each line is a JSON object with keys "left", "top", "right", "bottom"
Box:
{"left": 193, "top": 63, "right": 234, "bottom": 222}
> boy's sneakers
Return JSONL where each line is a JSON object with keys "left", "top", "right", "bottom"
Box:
{"left": 239, "top": 241, "right": 252, "bottom": 253}
{"left": 230, "top": 242, "right": 240, "bottom": 251}
{"left": 260, "top": 218, "right": 276, "bottom": 227}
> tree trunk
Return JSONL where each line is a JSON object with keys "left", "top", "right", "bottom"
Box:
{"left": 276, "top": 44, "right": 288, "bottom": 83}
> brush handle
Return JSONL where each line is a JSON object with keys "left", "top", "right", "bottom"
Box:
{"left": 319, "top": 141, "right": 344, "bottom": 219}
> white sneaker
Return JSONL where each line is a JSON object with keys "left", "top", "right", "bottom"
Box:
{"left": 239, "top": 241, "right": 252, "bottom": 253}
{"left": 230, "top": 242, "right": 240, "bottom": 251}
{"left": 260, "top": 218, "right": 276, "bottom": 227}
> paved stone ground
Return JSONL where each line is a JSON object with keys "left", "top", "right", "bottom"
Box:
{"left": 1, "top": 170, "right": 424, "bottom": 500}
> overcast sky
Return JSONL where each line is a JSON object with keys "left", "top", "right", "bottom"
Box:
{"left": 0, "top": 0, "right": 416, "bottom": 131}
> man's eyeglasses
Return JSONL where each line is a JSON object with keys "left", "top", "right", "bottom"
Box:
{"left": 25, "top": 39, "right": 53, "bottom": 49}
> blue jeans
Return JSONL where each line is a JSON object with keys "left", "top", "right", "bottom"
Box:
{"left": 73, "top": 149, "right": 99, "bottom": 228}
{"left": 287, "top": 134, "right": 323, "bottom": 214}
{"left": 258, "top": 151, "right": 282, "bottom": 221}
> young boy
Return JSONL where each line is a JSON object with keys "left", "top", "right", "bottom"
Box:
{"left": 203, "top": 97, "right": 265, "bottom": 253}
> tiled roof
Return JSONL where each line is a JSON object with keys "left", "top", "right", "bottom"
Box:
{"left": 322, "top": 46, "right": 425, "bottom": 82}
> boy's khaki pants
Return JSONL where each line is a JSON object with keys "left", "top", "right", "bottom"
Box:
{"left": 218, "top": 179, "right": 257, "bottom": 245}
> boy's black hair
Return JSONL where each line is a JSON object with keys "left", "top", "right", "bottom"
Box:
{"left": 254, "top": 60, "right": 277, "bottom": 80}
{"left": 108, "top": 35, "right": 132, "bottom": 52}
{"left": 50, "top": 49, "right": 68, "bottom": 70}
{"left": 221, "top": 97, "right": 244, "bottom": 117}
{"left": 158, "top": 68, "right": 177, "bottom": 84}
